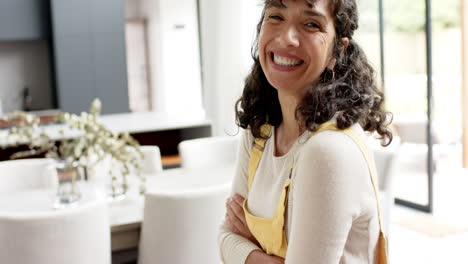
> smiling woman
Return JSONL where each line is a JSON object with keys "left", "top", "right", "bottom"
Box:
{"left": 259, "top": 0, "right": 336, "bottom": 96}
{"left": 218, "top": 0, "right": 392, "bottom": 263}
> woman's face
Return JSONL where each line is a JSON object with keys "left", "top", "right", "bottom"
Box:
{"left": 259, "top": 0, "right": 337, "bottom": 98}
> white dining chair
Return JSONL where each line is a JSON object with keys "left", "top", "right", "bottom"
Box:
{"left": 371, "top": 137, "right": 401, "bottom": 236}
{"left": 0, "top": 158, "right": 57, "bottom": 194}
{"left": 140, "top": 145, "right": 163, "bottom": 175}
{"left": 393, "top": 118, "right": 444, "bottom": 174}
{"left": 138, "top": 183, "right": 230, "bottom": 264}
{"left": 178, "top": 136, "right": 240, "bottom": 169}
{"left": 0, "top": 192, "right": 111, "bottom": 264}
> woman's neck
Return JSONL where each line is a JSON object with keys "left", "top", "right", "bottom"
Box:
{"left": 275, "top": 93, "right": 306, "bottom": 156}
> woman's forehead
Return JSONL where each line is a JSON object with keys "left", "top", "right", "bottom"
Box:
{"left": 265, "top": 0, "right": 318, "bottom": 9}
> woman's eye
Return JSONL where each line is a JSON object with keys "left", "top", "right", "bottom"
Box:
{"left": 305, "top": 22, "right": 320, "bottom": 29}
{"left": 269, "top": 15, "right": 283, "bottom": 21}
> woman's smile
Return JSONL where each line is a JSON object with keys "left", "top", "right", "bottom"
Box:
{"left": 270, "top": 51, "right": 305, "bottom": 72}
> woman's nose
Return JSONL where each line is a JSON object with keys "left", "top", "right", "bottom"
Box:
{"left": 277, "top": 26, "right": 300, "bottom": 47}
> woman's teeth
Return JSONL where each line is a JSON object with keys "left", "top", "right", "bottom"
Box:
{"left": 273, "top": 53, "right": 303, "bottom": 66}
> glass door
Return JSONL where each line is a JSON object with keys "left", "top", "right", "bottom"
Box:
{"left": 357, "top": 0, "right": 435, "bottom": 212}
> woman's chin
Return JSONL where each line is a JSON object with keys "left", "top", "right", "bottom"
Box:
{"left": 268, "top": 81, "right": 299, "bottom": 94}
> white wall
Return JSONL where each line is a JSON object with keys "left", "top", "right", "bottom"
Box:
{"left": 126, "top": 0, "right": 204, "bottom": 118}
{"left": 124, "top": 0, "right": 263, "bottom": 134}
{"left": 0, "top": 41, "right": 53, "bottom": 113}
{"left": 199, "top": 0, "right": 263, "bottom": 136}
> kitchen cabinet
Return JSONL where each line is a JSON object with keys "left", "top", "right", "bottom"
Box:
{"left": 50, "top": 0, "right": 129, "bottom": 114}
{"left": 0, "top": 0, "right": 49, "bottom": 41}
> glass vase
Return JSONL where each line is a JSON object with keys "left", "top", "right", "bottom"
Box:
{"left": 86, "top": 156, "right": 128, "bottom": 201}
{"left": 53, "top": 159, "right": 85, "bottom": 209}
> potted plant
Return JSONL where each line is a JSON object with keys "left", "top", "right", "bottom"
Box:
{"left": 1, "top": 99, "right": 144, "bottom": 206}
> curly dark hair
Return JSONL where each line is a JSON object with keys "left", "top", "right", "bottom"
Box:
{"left": 235, "top": 0, "right": 393, "bottom": 145}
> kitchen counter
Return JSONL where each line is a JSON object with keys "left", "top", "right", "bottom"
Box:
{"left": 0, "top": 111, "right": 211, "bottom": 147}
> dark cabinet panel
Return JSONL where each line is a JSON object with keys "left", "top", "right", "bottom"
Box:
{"left": 51, "top": 0, "right": 129, "bottom": 114}
{"left": 0, "top": 0, "right": 49, "bottom": 41}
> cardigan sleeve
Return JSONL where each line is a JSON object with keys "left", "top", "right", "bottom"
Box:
{"left": 218, "top": 129, "right": 262, "bottom": 263}
{"left": 286, "top": 130, "right": 371, "bottom": 263}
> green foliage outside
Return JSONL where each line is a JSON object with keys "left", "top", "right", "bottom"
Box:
{"left": 358, "top": 0, "right": 460, "bottom": 33}
{"left": 357, "top": 0, "right": 462, "bottom": 135}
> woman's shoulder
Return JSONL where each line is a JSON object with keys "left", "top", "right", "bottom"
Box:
{"left": 302, "top": 123, "right": 364, "bottom": 154}
{"left": 240, "top": 127, "right": 254, "bottom": 143}
{"left": 238, "top": 127, "right": 263, "bottom": 154}
{"left": 293, "top": 123, "right": 371, "bottom": 190}
{"left": 296, "top": 123, "right": 369, "bottom": 176}
{"left": 241, "top": 125, "right": 274, "bottom": 146}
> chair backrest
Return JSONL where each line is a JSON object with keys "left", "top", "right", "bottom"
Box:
{"left": 178, "top": 136, "right": 239, "bottom": 169}
{"left": 138, "top": 184, "right": 230, "bottom": 264}
{"left": 371, "top": 138, "right": 400, "bottom": 192}
{"left": 0, "top": 158, "right": 57, "bottom": 194}
{"left": 140, "top": 145, "right": 163, "bottom": 175}
{"left": 0, "top": 196, "right": 110, "bottom": 264}
{"left": 393, "top": 119, "right": 440, "bottom": 144}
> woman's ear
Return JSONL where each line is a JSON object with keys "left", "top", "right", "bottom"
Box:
{"left": 328, "top": 38, "right": 350, "bottom": 69}
{"left": 341, "top": 37, "right": 349, "bottom": 51}
{"left": 327, "top": 58, "right": 337, "bottom": 69}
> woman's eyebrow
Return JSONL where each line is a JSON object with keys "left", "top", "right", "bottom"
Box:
{"left": 268, "top": 3, "right": 286, "bottom": 9}
{"left": 303, "top": 9, "right": 327, "bottom": 22}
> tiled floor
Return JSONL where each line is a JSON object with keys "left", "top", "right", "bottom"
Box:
{"left": 390, "top": 206, "right": 468, "bottom": 263}
{"left": 389, "top": 144, "right": 468, "bottom": 263}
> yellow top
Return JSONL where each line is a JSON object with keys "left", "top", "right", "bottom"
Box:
{"left": 242, "top": 122, "right": 387, "bottom": 263}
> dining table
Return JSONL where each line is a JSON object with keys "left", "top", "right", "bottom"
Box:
{"left": 0, "top": 164, "right": 235, "bottom": 255}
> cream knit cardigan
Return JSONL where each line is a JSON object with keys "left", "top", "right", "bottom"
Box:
{"left": 218, "top": 123, "right": 380, "bottom": 264}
